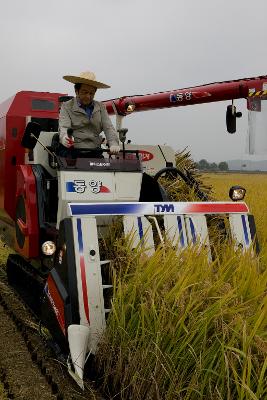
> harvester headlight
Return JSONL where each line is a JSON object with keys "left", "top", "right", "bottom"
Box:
{"left": 125, "top": 101, "right": 135, "bottom": 113}
{"left": 42, "top": 241, "right": 56, "bottom": 256}
{"left": 229, "top": 186, "right": 246, "bottom": 201}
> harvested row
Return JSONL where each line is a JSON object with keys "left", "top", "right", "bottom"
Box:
{"left": 0, "top": 271, "right": 102, "bottom": 400}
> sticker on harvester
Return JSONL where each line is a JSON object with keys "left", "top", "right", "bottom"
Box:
{"left": 170, "top": 91, "right": 192, "bottom": 102}
{"left": 88, "top": 180, "right": 110, "bottom": 194}
{"left": 66, "top": 180, "right": 87, "bottom": 193}
{"left": 154, "top": 204, "right": 175, "bottom": 213}
{"left": 263, "top": 83, "right": 267, "bottom": 91}
{"left": 126, "top": 150, "right": 154, "bottom": 162}
{"left": 139, "top": 150, "right": 154, "bottom": 161}
{"left": 66, "top": 180, "right": 110, "bottom": 194}
{"left": 68, "top": 201, "right": 249, "bottom": 216}
{"left": 89, "top": 161, "right": 111, "bottom": 167}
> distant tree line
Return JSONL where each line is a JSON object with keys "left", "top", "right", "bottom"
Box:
{"left": 196, "top": 159, "right": 229, "bottom": 171}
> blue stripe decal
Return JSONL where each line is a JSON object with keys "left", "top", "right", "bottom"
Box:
{"left": 70, "top": 203, "right": 144, "bottom": 216}
{"left": 137, "top": 217, "right": 143, "bottom": 239}
{"left": 66, "top": 182, "right": 76, "bottom": 192}
{"left": 77, "top": 218, "right": 84, "bottom": 252}
{"left": 189, "top": 218, "right": 196, "bottom": 244}
{"left": 241, "top": 215, "right": 250, "bottom": 245}
{"left": 177, "top": 216, "right": 185, "bottom": 247}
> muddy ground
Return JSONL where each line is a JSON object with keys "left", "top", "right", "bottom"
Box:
{"left": 0, "top": 272, "right": 104, "bottom": 400}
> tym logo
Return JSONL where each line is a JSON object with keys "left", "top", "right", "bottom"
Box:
{"left": 154, "top": 204, "right": 175, "bottom": 213}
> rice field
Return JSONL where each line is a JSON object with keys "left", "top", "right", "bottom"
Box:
{"left": 0, "top": 172, "right": 266, "bottom": 399}
{"left": 96, "top": 172, "right": 267, "bottom": 400}
{"left": 206, "top": 173, "right": 267, "bottom": 245}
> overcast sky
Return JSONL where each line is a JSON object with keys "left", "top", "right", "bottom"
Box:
{"left": 0, "top": 0, "right": 266, "bottom": 162}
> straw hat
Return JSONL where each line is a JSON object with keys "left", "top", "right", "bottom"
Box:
{"left": 63, "top": 71, "right": 110, "bottom": 89}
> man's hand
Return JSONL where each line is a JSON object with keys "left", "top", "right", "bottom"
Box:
{"left": 60, "top": 133, "right": 74, "bottom": 148}
{"left": 109, "top": 145, "right": 120, "bottom": 155}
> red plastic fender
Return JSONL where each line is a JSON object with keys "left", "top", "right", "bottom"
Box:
{"left": 15, "top": 165, "right": 39, "bottom": 259}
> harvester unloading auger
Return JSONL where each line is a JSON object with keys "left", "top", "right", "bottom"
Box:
{"left": 0, "top": 74, "right": 266, "bottom": 388}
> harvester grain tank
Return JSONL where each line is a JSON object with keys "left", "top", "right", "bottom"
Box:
{"left": 0, "top": 74, "right": 265, "bottom": 388}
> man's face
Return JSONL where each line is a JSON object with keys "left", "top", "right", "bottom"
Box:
{"left": 76, "top": 84, "right": 97, "bottom": 106}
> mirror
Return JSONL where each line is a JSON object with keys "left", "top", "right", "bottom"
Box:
{"left": 226, "top": 104, "right": 242, "bottom": 134}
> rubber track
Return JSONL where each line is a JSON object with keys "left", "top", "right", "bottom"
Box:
{"left": 0, "top": 273, "right": 103, "bottom": 400}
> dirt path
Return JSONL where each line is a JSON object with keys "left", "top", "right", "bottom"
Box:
{"left": 0, "top": 302, "right": 56, "bottom": 400}
{"left": 0, "top": 276, "right": 103, "bottom": 400}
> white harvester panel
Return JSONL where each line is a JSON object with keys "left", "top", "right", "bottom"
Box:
{"left": 228, "top": 214, "right": 252, "bottom": 250}
{"left": 115, "top": 172, "right": 143, "bottom": 200}
{"left": 71, "top": 216, "right": 106, "bottom": 354}
{"left": 164, "top": 214, "right": 188, "bottom": 249}
{"left": 57, "top": 170, "right": 142, "bottom": 225}
{"left": 123, "top": 215, "right": 155, "bottom": 256}
{"left": 185, "top": 214, "right": 211, "bottom": 260}
{"left": 68, "top": 201, "right": 249, "bottom": 218}
{"left": 164, "top": 214, "right": 211, "bottom": 259}
{"left": 124, "top": 144, "right": 176, "bottom": 176}
{"left": 185, "top": 215, "right": 210, "bottom": 245}
{"left": 60, "top": 171, "right": 115, "bottom": 201}
{"left": 68, "top": 201, "right": 254, "bottom": 258}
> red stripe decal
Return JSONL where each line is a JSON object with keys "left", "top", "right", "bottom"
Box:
{"left": 80, "top": 254, "right": 90, "bottom": 324}
{"left": 184, "top": 203, "right": 248, "bottom": 214}
{"left": 77, "top": 218, "right": 90, "bottom": 324}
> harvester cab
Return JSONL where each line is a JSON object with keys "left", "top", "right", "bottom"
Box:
{"left": 0, "top": 74, "right": 265, "bottom": 387}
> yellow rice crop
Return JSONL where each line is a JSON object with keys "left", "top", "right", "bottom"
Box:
{"left": 96, "top": 173, "right": 267, "bottom": 400}
{"left": 204, "top": 173, "right": 267, "bottom": 243}
{"left": 205, "top": 173, "right": 267, "bottom": 268}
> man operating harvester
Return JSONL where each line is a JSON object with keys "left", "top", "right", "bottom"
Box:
{"left": 59, "top": 71, "right": 120, "bottom": 157}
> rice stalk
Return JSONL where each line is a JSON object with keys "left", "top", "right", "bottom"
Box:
{"left": 95, "top": 237, "right": 267, "bottom": 399}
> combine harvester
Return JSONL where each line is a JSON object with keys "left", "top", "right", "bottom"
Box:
{"left": 0, "top": 74, "right": 266, "bottom": 388}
